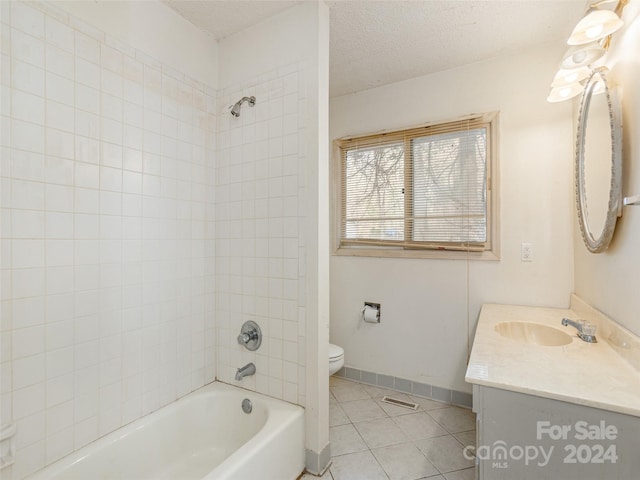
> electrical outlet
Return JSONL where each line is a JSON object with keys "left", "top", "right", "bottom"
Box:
{"left": 521, "top": 242, "right": 533, "bottom": 262}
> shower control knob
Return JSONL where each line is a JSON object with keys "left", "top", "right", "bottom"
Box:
{"left": 237, "top": 321, "right": 262, "bottom": 351}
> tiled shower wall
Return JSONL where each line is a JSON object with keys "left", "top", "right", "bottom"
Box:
{"left": 216, "top": 64, "right": 307, "bottom": 406}
{"left": 0, "top": 2, "right": 216, "bottom": 478}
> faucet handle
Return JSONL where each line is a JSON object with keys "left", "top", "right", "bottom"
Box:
{"left": 237, "top": 320, "right": 262, "bottom": 351}
{"left": 580, "top": 320, "right": 597, "bottom": 336}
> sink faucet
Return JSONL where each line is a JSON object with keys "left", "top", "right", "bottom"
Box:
{"left": 235, "top": 362, "right": 256, "bottom": 381}
{"left": 561, "top": 318, "right": 597, "bottom": 343}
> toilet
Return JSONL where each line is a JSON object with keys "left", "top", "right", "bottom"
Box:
{"left": 329, "top": 343, "right": 344, "bottom": 376}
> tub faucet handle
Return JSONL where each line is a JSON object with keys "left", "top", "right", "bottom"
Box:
{"left": 237, "top": 321, "right": 262, "bottom": 351}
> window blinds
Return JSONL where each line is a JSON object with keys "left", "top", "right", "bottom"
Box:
{"left": 338, "top": 117, "right": 491, "bottom": 251}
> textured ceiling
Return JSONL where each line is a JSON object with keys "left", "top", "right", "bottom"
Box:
{"left": 164, "top": 0, "right": 589, "bottom": 97}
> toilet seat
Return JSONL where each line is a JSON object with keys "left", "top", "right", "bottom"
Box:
{"left": 329, "top": 343, "right": 344, "bottom": 376}
{"left": 329, "top": 343, "right": 344, "bottom": 360}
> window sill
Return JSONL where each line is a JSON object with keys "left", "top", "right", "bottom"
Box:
{"left": 332, "top": 246, "right": 500, "bottom": 261}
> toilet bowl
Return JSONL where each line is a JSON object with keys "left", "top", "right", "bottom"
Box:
{"left": 329, "top": 343, "right": 344, "bottom": 376}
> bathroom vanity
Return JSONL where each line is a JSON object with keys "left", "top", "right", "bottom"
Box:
{"left": 466, "top": 296, "right": 640, "bottom": 480}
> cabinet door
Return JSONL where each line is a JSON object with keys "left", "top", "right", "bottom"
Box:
{"left": 474, "top": 386, "right": 640, "bottom": 480}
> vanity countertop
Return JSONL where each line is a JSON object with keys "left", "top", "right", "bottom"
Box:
{"left": 465, "top": 301, "right": 640, "bottom": 418}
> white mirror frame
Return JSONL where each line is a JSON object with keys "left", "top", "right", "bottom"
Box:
{"left": 575, "top": 67, "right": 623, "bottom": 253}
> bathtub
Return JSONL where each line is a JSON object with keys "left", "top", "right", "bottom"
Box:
{"left": 27, "top": 382, "right": 305, "bottom": 480}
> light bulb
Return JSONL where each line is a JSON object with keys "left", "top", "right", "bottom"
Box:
{"left": 547, "top": 83, "right": 584, "bottom": 103}
{"left": 560, "top": 87, "right": 572, "bottom": 98}
{"left": 568, "top": 9, "right": 624, "bottom": 45}
{"left": 572, "top": 51, "right": 587, "bottom": 64}
{"left": 561, "top": 43, "right": 605, "bottom": 69}
{"left": 552, "top": 67, "right": 591, "bottom": 87}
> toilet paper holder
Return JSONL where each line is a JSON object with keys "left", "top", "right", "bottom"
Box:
{"left": 363, "top": 302, "right": 381, "bottom": 323}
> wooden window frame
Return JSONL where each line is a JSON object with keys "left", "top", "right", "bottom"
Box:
{"left": 331, "top": 112, "right": 500, "bottom": 260}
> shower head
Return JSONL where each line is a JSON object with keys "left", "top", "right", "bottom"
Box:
{"left": 230, "top": 96, "right": 256, "bottom": 117}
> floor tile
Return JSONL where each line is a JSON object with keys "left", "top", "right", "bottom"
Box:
{"left": 329, "top": 424, "right": 368, "bottom": 456}
{"left": 340, "top": 398, "right": 387, "bottom": 423}
{"left": 330, "top": 402, "right": 351, "bottom": 427}
{"left": 354, "top": 417, "right": 408, "bottom": 449}
{"left": 327, "top": 378, "right": 476, "bottom": 480}
{"left": 330, "top": 450, "right": 388, "bottom": 480}
{"left": 393, "top": 412, "right": 448, "bottom": 441}
{"left": 408, "top": 395, "right": 450, "bottom": 412}
{"left": 372, "top": 442, "right": 439, "bottom": 480}
{"left": 415, "top": 435, "right": 475, "bottom": 473}
{"left": 375, "top": 393, "right": 423, "bottom": 417}
{"left": 443, "top": 467, "right": 475, "bottom": 480}
{"left": 330, "top": 376, "right": 354, "bottom": 387}
{"left": 427, "top": 406, "right": 476, "bottom": 433}
{"left": 330, "top": 383, "right": 371, "bottom": 403}
{"left": 362, "top": 383, "right": 397, "bottom": 398}
{"left": 452, "top": 430, "right": 475, "bottom": 450}
{"left": 301, "top": 469, "right": 334, "bottom": 480}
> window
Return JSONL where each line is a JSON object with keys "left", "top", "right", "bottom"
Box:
{"left": 333, "top": 113, "right": 499, "bottom": 259}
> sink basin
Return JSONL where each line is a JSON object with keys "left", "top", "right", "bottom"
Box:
{"left": 494, "top": 322, "right": 573, "bottom": 346}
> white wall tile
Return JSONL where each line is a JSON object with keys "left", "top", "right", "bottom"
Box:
{"left": 12, "top": 268, "right": 45, "bottom": 299}
{"left": 45, "top": 44, "right": 73, "bottom": 80}
{"left": 12, "top": 296, "right": 45, "bottom": 329}
{"left": 74, "top": 162, "right": 98, "bottom": 189}
{"left": 45, "top": 426, "right": 74, "bottom": 465}
{"left": 46, "top": 266, "right": 74, "bottom": 295}
{"left": 45, "top": 239, "right": 74, "bottom": 267}
{"left": 45, "top": 184, "right": 74, "bottom": 212}
{"left": 13, "top": 325, "right": 45, "bottom": 359}
{"left": 12, "top": 28, "right": 45, "bottom": 68}
{"left": 75, "top": 32, "right": 100, "bottom": 63}
{"left": 45, "top": 212, "right": 73, "bottom": 238}
{"left": 12, "top": 119, "right": 45, "bottom": 153}
{"left": 76, "top": 83, "right": 100, "bottom": 115}
{"left": 46, "top": 71, "right": 73, "bottom": 105}
{"left": 46, "top": 128, "right": 74, "bottom": 160}
{"left": 6, "top": 4, "right": 217, "bottom": 475}
{"left": 45, "top": 16, "right": 74, "bottom": 52}
{"left": 44, "top": 156, "right": 74, "bottom": 185}
{"left": 11, "top": 3, "right": 44, "bottom": 38}
{"left": 12, "top": 89, "right": 45, "bottom": 124}
{"left": 15, "top": 411, "right": 45, "bottom": 451}
{"left": 76, "top": 57, "right": 100, "bottom": 88}
{"left": 46, "top": 320, "right": 74, "bottom": 352}
{"left": 12, "top": 354, "right": 46, "bottom": 390}
{"left": 46, "top": 100, "right": 74, "bottom": 133}
{"left": 46, "top": 373, "right": 74, "bottom": 408}
{"left": 45, "top": 293, "right": 74, "bottom": 324}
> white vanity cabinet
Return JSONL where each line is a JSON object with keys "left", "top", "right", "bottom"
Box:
{"left": 472, "top": 385, "right": 640, "bottom": 480}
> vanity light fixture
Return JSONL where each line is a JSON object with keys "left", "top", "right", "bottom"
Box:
{"left": 567, "top": 2, "right": 626, "bottom": 45}
{"left": 547, "top": 83, "right": 584, "bottom": 103}
{"left": 547, "top": 0, "right": 628, "bottom": 103}
{"left": 551, "top": 67, "right": 591, "bottom": 87}
{"left": 560, "top": 42, "right": 606, "bottom": 69}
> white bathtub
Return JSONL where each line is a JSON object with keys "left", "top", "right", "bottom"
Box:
{"left": 27, "top": 382, "right": 305, "bottom": 480}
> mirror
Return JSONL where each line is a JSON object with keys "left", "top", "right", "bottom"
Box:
{"left": 575, "top": 67, "right": 622, "bottom": 253}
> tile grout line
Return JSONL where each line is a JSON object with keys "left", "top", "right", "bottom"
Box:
{"left": 328, "top": 377, "right": 476, "bottom": 480}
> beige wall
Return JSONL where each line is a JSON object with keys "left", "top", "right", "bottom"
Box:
{"left": 330, "top": 43, "right": 575, "bottom": 393}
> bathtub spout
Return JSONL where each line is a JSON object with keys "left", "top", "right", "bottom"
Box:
{"left": 235, "top": 363, "right": 256, "bottom": 381}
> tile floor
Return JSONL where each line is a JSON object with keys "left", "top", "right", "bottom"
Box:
{"left": 302, "top": 377, "right": 477, "bottom": 480}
